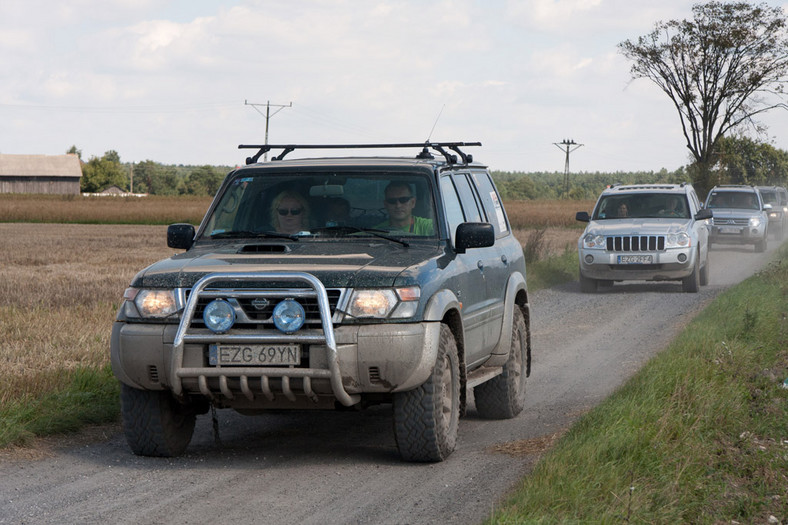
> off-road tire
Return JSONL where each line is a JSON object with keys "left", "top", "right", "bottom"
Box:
{"left": 474, "top": 308, "right": 527, "bottom": 419}
{"left": 682, "top": 257, "right": 700, "bottom": 293}
{"left": 120, "top": 384, "right": 196, "bottom": 457}
{"left": 579, "top": 270, "right": 598, "bottom": 293}
{"left": 699, "top": 250, "right": 710, "bottom": 286}
{"left": 393, "top": 324, "right": 460, "bottom": 462}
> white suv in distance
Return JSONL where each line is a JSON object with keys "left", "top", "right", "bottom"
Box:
{"left": 576, "top": 183, "right": 713, "bottom": 293}
{"left": 756, "top": 186, "right": 788, "bottom": 241}
{"left": 705, "top": 185, "right": 770, "bottom": 252}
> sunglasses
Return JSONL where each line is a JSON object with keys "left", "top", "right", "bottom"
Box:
{"left": 385, "top": 196, "right": 413, "bottom": 204}
{"left": 277, "top": 208, "right": 303, "bottom": 216}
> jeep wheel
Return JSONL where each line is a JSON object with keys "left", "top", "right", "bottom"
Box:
{"left": 699, "top": 250, "right": 710, "bottom": 287}
{"left": 393, "top": 324, "right": 460, "bottom": 462}
{"left": 579, "top": 270, "right": 597, "bottom": 293}
{"left": 474, "top": 308, "right": 527, "bottom": 419}
{"left": 682, "top": 257, "right": 700, "bottom": 293}
{"left": 120, "top": 384, "right": 196, "bottom": 457}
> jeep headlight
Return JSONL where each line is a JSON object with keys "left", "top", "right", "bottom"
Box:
{"left": 347, "top": 286, "right": 420, "bottom": 319}
{"left": 768, "top": 212, "right": 778, "bottom": 219}
{"left": 665, "top": 232, "right": 690, "bottom": 248}
{"left": 749, "top": 216, "right": 761, "bottom": 227}
{"left": 582, "top": 234, "right": 606, "bottom": 249}
{"left": 124, "top": 288, "right": 178, "bottom": 318}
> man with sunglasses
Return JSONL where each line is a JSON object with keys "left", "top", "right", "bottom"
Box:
{"left": 376, "top": 181, "right": 433, "bottom": 235}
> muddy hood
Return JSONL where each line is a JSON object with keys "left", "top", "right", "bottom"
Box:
{"left": 130, "top": 240, "right": 443, "bottom": 289}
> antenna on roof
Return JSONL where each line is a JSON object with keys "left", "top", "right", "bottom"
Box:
{"left": 426, "top": 104, "right": 445, "bottom": 142}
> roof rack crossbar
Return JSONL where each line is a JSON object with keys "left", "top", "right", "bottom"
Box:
{"left": 238, "top": 142, "right": 481, "bottom": 165}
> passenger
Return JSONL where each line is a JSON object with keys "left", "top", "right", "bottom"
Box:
{"left": 271, "top": 190, "right": 310, "bottom": 234}
{"left": 376, "top": 182, "right": 434, "bottom": 234}
{"left": 617, "top": 203, "right": 629, "bottom": 218}
{"left": 658, "top": 197, "right": 683, "bottom": 217}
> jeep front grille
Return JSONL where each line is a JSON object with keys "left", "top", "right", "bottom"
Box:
{"left": 606, "top": 235, "right": 665, "bottom": 252}
{"left": 712, "top": 218, "right": 749, "bottom": 226}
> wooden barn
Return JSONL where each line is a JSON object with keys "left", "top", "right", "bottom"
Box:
{"left": 0, "top": 154, "right": 82, "bottom": 194}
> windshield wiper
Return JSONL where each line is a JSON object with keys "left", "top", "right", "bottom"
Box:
{"left": 208, "top": 230, "right": 299, "bottom": 241}
{"left": 312, "top": 225, "right": 410, "bottom": 247}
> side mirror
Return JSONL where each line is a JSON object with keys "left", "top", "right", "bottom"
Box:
{"left": 763, "top": 203, "right": 773, "bottom": 211}
{"left": 455, "top": 223, "right": 494, "bottom": 254}
{"left": 694, "top": 208, "right": 713, "bottom": 221}
{"left": 576, "top": 211, "right": 590, "bottom": 223}
{"left": 167, "top": 223, "right": 195, "bottom": 250}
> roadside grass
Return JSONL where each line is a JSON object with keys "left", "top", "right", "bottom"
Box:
{"left": 488, "top": 245, "right": 788, "bottom": 524}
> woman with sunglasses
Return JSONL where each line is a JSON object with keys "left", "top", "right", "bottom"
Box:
{"left": 270, "top": 190, "right": 310, "bottom": 234}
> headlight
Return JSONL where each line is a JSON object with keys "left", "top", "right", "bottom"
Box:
{"left": 768, "top": 212, "right": 778, "bottom": 218}
{"left": 128, "top": 289, "right": 178, "bottom": 318}
{"left": 347, "top": 286, "right": 420, "bottom": 319}
{"left": 665, "top": 232, "right": 690, "bottom": 248}
{"left": 749, "top": 216, "right": 761, "bottom": 227}
{"left": 582, "top": 234, "right": 606, "bottom": 249}
{"left": 203, "top": 299, "right": 235, "bottom": 333}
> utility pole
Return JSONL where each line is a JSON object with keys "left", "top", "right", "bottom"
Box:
{"left": 244, "top": 100, "right": 292, "bottom": 161}
{"left": 553, "top": 139, "right": 583, "bottom": 198}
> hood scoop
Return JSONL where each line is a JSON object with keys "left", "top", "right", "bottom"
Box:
{"left": 238, "top": 244, "right": 289, "bottom": 254}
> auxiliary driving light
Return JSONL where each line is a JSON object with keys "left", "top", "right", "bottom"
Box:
{"left": 273, "top": 299, "right": 305, "bottom": 333}
{"left": 203, "top": 299, "right": 235, "bottom": 333}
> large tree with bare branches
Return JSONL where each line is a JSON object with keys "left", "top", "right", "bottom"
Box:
{"left": 619, "top": 2, "right": 788, "bottom": 193}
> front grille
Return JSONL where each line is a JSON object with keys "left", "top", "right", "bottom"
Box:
{"left": 606, "top": 235, "right": 665, "bottom": 252}
{"left": 188, "top": 288, "right": 342, "bottom": 329}
{"left": 712, "top": 218, "right": 749, "bottom": 226}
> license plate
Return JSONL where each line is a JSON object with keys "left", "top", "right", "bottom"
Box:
{"left": 209, "top": 344, "right": 301, "bottom": 366}
{"left": 617, "top": 254, "right": 652, "bottom": 264}
{"left": 719, "top": 226, "right": 741, "bottom": 234}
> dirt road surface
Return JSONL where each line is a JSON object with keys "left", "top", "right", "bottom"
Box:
{"left": 0, "top": 242, "right": 779, "bottom": 525}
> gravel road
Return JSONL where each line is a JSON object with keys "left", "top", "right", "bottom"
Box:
{"left": 0, "top": 243, "right": 778, "bottom": 525}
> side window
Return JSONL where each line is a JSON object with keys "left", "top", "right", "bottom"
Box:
{"left": 471, "top": 171, "right": 509, "bottom": 236}
{"left": 452, "top": 173, "right": 483, "bottom": 223}
{"left": 440, "top": 176, "right": 466, "bottom": 245}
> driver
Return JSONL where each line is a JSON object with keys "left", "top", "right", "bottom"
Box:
{"left": 376, "top": 182, "right": 433, "bottom": 235}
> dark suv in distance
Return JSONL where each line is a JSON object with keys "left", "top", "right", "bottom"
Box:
{"left": 111, "top": 142, "right": 531, "bottom": 462}
{"left": 756, "top": 186, "right": 788, "bottom": 240}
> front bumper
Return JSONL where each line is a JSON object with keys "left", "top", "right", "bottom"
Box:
{"left": 578, "top": 247, "right": 697, "bottom": 281}
{"left": 709, "top": 223, "right": 767, "bottom": 244}
{"left": 110, "top": 272, "right": 440, "bottom": 409}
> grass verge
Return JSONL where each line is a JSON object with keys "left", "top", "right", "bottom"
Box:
{"left": 488, "top": 245, "right": 788, "bottom": 524}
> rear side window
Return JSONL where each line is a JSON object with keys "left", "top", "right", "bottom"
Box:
{"left": 471, "top": 171, "right": 509, "bottom": 236}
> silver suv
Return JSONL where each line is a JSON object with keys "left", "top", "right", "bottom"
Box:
{"left": 756, "top": 186, "right": 788, "bottom": 241}
{"left": 576, "top": 183, "right": 712, "bottom": 293}
{"left": 705, "top": 185, "right": 770, "bottom": 252}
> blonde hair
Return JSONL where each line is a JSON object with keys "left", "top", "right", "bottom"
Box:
{"left": 270, "top": 190, "right": 310, "bottom": 228}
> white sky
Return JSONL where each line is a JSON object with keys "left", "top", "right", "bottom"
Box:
{"left": 1, "top": 0, "right": 787, "bottom": 173}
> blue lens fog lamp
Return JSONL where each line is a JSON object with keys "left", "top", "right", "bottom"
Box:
{"left": 203, "top": 299, "right": 236, "bottom": 333}
{"left": 273, "top": 299, "right": 306, "bottom": 333}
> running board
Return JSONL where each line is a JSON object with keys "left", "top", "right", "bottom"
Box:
{"left": 466, "top": 366, "right": 503, "bottom": 388}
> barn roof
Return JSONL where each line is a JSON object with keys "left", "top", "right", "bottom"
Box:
{"left": 0, "top": 154, "right": 82, "bottom": 178}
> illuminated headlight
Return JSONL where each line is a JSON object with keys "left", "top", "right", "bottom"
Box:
{"left": 749, "top": 216, "right": 761, "bottom": 227}
{"left": 273, "top": 299, "right": 305, "bottom": 333}
{"left": 768, "top": 212, "right": 778, "bottom": 218}
{"left": 665, "top": 232, "right": 690, "bottom": 248}
{"left": 582, "top": 234, "right": 606, "bottom": 249}
{"left": 347, "top": 287, "right": 420, "bottom": 319}
{"left": 128, "top": 289, "right": 177, "bottom": 318}
{"left": 203, "top": 299, "right": 235, "bottom": 333}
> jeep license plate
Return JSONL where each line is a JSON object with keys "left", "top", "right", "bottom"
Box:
{"left": 209, "top": 344, "right": 301, "bottom": 366}
{"left": 617, "top": 255, "right": 652, "bottom": 264}
{"left": 719, "top": 226, "right": 741, "bottom": 234}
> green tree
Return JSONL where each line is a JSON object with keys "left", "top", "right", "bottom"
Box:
{"left": 80, "top": 151, "right": 128, "bottom": 193}
{"left": 66, "top": 145, "right": 82, "bottom": 160}
{"left": 619, "top": 2, "right": 788, "bottom": 195}
{"left": 133, "top": 160, "right": 181, "bottom": 195}
{"left": 711, "top": 136, "right": 788, "bottom": 186}
{"left": 184, "top": 165, "right": 225, "bottom": 196}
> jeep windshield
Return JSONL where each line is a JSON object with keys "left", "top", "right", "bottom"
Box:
{"left": 592, "top": 193, "right": 691, "bottom": 220}
{"left": 706, "top": 191, "right": 759, "bottom": 210}
{"left": 201, "top": 170, "right": 438, "bottom": 241}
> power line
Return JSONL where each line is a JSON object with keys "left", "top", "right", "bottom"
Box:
{"left": 553, "top": 139, "right": 583, "bottom": 198}
{"left": 244, "top": 100, "right": 292, "bottom": 161}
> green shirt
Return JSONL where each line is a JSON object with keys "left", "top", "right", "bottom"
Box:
{"left": 375, "top": 216, "right": 434, "bottom": 235}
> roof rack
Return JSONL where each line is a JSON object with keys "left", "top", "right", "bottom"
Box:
{"left": 237, "top": 141, "right": 482, "bottom": 165}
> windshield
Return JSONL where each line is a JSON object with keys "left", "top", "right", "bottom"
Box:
{"left": 592, "top": 193, "right": 690, "bottom": 220}
{"left": 759, "top": 190, "right": 777, "bottom": 205}
{"left": 706, "top": 191, "right": 759, "bottom": 210}
{"left": 201, "top": 170, "right": 437, "bottom": 240}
